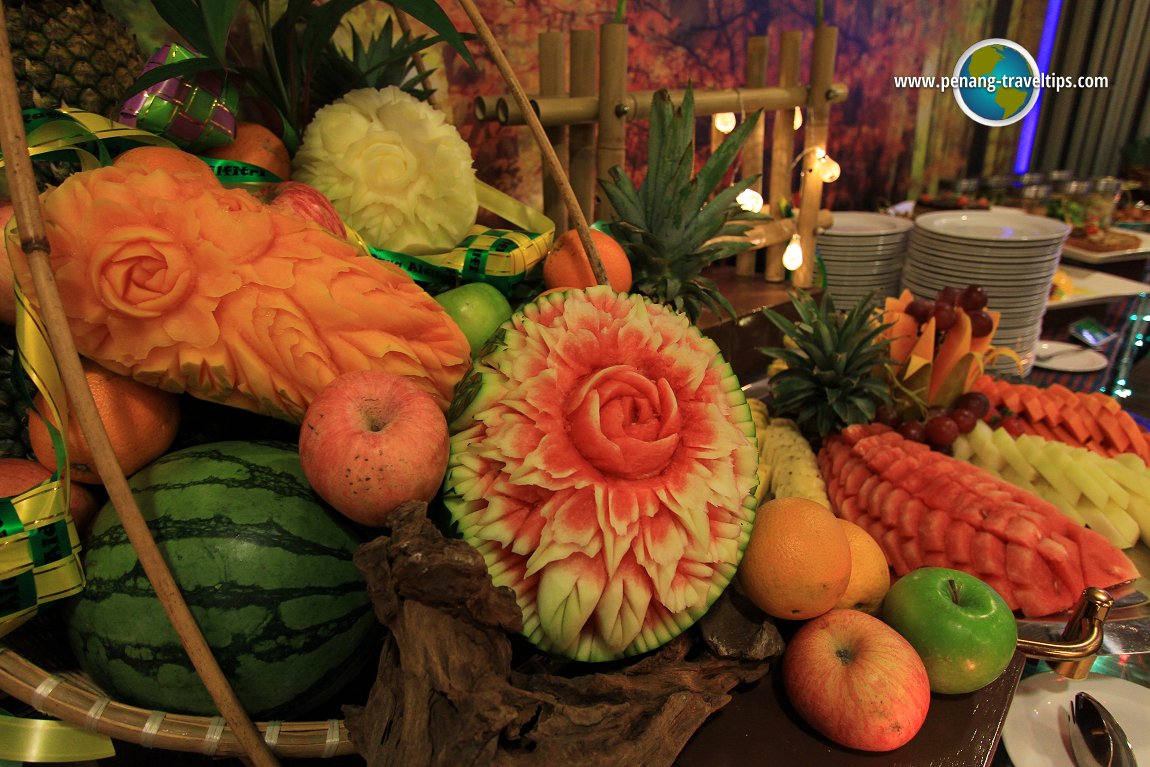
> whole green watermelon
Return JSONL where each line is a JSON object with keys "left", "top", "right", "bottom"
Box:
{"left": 63, "top": 441, "right": 379, "bottom": 718}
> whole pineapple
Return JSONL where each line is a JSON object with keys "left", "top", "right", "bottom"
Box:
{"left": 759, "top": 290, "right": 893, "bottom": 443}
{"left": 7, "top": 0, "right": 146, "bottom": 120}
{"left": 599, "top": 85, "right": 765, "bottom": 323}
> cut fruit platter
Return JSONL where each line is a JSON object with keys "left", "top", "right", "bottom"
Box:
{"left": 0, "top": 2, "right": 1146, "bottom": 767}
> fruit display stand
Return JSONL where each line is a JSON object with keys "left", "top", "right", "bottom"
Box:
{"left": 0, "top": 4, "right": 1145, "bottom": 767}
{"left": 0, "top": 3, "right": 796, "bottom": 764}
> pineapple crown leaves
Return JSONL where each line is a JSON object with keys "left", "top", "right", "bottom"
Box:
{"left": 132, "top": 0, "right": 473, "bottom": 142}
{"left": 599, "top": 84, "right": 768, "bottom": 323}
{"left": 758, "top": 290, "right": 893, "bottom": 440}
{"left": 320, "top": 16, "right": 441, "bottom": 99}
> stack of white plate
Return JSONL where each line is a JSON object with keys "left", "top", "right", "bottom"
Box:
{"left": 900, "top": 210, "right": 1070, "bottom": 375}
{"left": 818, "top": 212, "right": 912, "bottom": 310}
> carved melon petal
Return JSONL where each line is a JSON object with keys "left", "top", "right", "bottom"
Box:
{"left": 536, "top": 554, "right": 606, "bottom": 653}
{"left": 443, "top": 287, "right": 758, "bottom": 661}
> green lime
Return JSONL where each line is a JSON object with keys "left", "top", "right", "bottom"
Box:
{"left": 434, "top": 282, "right": 513, "bottom": 355}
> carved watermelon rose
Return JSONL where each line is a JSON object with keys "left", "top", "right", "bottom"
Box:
{"left": 443, "top": 287, "right": 760, "bottom": 661}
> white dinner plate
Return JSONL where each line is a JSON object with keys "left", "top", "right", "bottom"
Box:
{"left": 1003, "top": 672, "right": 1150, "bottom": 767}
{"left": 1047, "top": 265, "right": 1149, "bottom": 309}
{"left": 915, "top": 210, "right": 1071, "bottom": 242}
{"left": 1031, "top": 340, "right": 1110, "bottom": 373}
{"left": 825, "top": 211, "right": 914, "bottom": 236}
{"left": 910, "top": 233, "right": 1066, "bottom": 258}
{"left": 1061, "top": 229, "right": 1150, "bottom": 264}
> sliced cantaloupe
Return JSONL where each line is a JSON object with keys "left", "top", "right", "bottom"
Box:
{"left": 928, "top": 310, "right": 972, "bottom": 405}
{"left": 886, "top": 313, "right": 921, "bottom": 367}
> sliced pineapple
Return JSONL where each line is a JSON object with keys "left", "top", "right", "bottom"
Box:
{"left": 758, "top": 417, "right": 830, "bottom": 508}
{"left": 955, "top": 421, "right": 1150, "bottom": 548}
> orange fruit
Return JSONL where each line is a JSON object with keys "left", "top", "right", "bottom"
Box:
{"left": 113, "top": 145, "right": 216, "bottom": 183}
{"left": 27, "top": 358, "right": 181, "bottom": 484}
{"left": 202, "top": 120, "right": 293, "bottom": 180}
{"left": 542, "top": 229, "right": 632, "bottom": 292}
{"left": 737, "top": 496, "right": 852, "bottom": 620}
{"left": 0, "top": 457, "right": 100, "bottom": 533}
{"left": 834, "top": 518, "right": 892, "bottom": 614}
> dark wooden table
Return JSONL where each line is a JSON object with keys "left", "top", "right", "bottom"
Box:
{"left": 42, "top": 264, "right": 1150, "bottom": 766}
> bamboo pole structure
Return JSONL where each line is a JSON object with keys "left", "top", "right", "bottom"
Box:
{"left": 539, "top": 31, "right": 569, "bottom": 231}
{"left": 0, "top": 6, "right": 280, "bottom": 767}
{"left": 793, "top": 25, "right": 838, "bottom": 288}
{"left": 455, "top": 0, "right": 609, "bottom": 285}
{"left": 766, "top": 31, "right": 802, "bottom": 283}
{"left": 736, "top": 35, "right": 769, "bottom": 276}
{"left": 568, "top": 29, "right": 598, "bottom": 222}
{"left": 473, "top": 95, "right": 500, "bottom": 121}
{"left": 595, "top": 22, "right": 628, "bottom": 220}
{"left": 491, "top": 84, "right": 848, "bottom": 126}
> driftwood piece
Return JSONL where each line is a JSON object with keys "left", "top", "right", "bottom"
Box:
{"left": 345, "top": 502, "right": 777, "bottom": 767}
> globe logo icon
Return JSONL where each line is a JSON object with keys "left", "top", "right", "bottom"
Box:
{"left": 952, "top": 39, "right": 1041, "bottom": 126}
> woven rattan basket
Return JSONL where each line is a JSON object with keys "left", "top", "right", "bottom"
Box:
{"left": 0, "top": 647, "right": 354, "bottom": 758}
{"left": 0, "top": 0, "right": 606, "bottom": 762}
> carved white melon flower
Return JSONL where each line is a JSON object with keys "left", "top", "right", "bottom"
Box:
{"left": 293, "top": 86, "right": 478, "bottom": 255}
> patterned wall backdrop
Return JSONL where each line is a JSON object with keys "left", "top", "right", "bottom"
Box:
{"left": 106, "top": 0, "right": 1066, "bottom": 213}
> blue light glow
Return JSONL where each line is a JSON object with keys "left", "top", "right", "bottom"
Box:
{"left": 1014, "top": 0, "right": 1063, "bottom": 174}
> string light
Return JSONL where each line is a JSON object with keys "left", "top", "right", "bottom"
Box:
{"left": 793, "top": 106, "right": 803, "bottom": 131}
{"left": 782, "top": 233, "right": 803, "bottom": 270}
{"left": 814, "top": 150, "right": 841, "bottom": 183}
{"left": 791, "top": 146, "right": 841, "bottom": 183}
{"left": 713, "top": 112, "right": 737, "bottom": 135}
{"left": 736, "top": 188, "right": 764, "bottom": 213}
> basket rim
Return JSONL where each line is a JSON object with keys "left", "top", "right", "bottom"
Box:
{"left": 0, "top": 644, "right": 355, "bottom": 759}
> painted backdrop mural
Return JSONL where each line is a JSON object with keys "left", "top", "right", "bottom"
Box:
{"left": 106, "top": 0, "right": 1049, "bottom": 213}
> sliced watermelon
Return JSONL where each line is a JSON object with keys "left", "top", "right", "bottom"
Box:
{"left": 442, "top": 287, "right": 759, "bottom": 661}
{"left": 819, "top": 424, "right": 1140, "bottom": 617}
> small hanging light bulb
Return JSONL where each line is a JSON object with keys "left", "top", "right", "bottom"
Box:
{"left": 793, "top": 106, "right": 803, "bottom": 131}
{"left": 736, "top": 188, "right": 764, "bottom": 213}
{"left": 713, "top": 112, "right": 737, "bottom": 135}
{"left": 782, "top": 233, "right": 803, "bottom": 271}
{"left": 816, "top": 152, "right": 841, "bottom": 183}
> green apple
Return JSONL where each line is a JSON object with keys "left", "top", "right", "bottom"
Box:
{"left": 433, "top": 282, "right": 513, "bottom": 356}
{"left": 880, "top": 567, "right": 1017, "bottom": 695}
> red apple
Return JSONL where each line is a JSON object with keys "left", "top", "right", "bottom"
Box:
{"left": 252, "top": 181, "right": 345, "bottom": 238}
{"left": 298, "top": 370, "right": 449, "bottom": 526}
{"left": 783, "top": 609, "right": 931, "bottom": 752}
{"left": 0, "top": 457, "right": 100, "bottom": 533}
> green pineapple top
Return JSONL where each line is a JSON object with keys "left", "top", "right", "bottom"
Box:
{"left": 759, "top": 290, "right": 893, "bottom": 443}
{"left": 599, "top": 85, "right": 767, "bottom": 324}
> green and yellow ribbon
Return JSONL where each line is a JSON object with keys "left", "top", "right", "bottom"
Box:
{"left": 0, "top": 708, "right": 115, "bottom": 763}
{"left": 364, "top": 182, "right": 556, "bottom": 294}
{"left": 9, "top": 107, "right": 174, "bottom": 178}
{"left": 0, "top": 252, "right": 85, "bottom": 639}
{"left": 0, "top": 111, "right": 104, "bottom": 638}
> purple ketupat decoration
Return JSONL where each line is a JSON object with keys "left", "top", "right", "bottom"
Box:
{"left": 119, "top": 42, "right": 239, "bottom": 151}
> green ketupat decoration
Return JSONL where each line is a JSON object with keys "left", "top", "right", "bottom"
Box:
{"left": 133, "top": 0, "right": 473, "bottom": 146}
{"left": 759, "top": 291, "right": 893, "bottom": 443}
{"left": 598, "top": 85, "right": 765, "bottom": 324}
